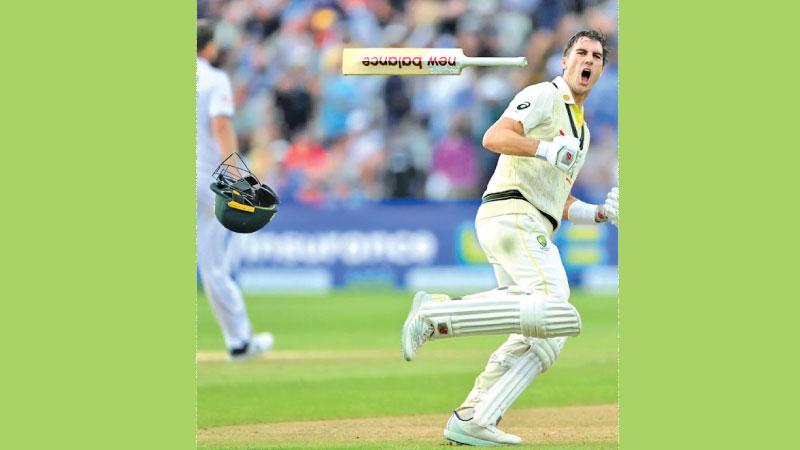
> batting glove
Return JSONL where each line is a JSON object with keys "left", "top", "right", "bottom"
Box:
{"left": 535, "top": 135, "right": 580, "bottom": 173}
{"left": 602, "top": 187, "right": 619, "bottom": 227}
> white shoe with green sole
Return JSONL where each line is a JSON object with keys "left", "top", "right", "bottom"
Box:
{"left": 443, "top": 411, "right": 522, "bottom": 446}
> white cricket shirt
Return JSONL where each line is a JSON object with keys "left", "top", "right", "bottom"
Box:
{"left": 197, "top": 57, "right": 235, "bottom": 174}
{"left": 478, "top": 76, "right": 592, "bottom": 231}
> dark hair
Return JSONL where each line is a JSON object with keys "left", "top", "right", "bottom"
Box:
{"left": 563, "top": 30, "right": 609, "bottom": 66}
{"left": 197, "top": 19, "right": 214, "bottom": 53}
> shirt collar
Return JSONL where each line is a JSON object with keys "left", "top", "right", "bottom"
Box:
{"left": 553, "top": 76, "right": 576, "bottom": 105}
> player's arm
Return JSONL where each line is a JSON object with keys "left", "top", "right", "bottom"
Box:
{"left": 483, "top": 86, "right": 579, "bottom": 171}
{"left": 483, "top": 85, "right": 549, "bottom": 157}
{"left": 483, "top": 118, "right": 580, "bottom": 170}
{"left": 563, "top": 194, "right": 605, "bottom": 223}
{"left": 563, "top": 190, "right": 618, "bottom": 226}
{"left": 209, "top": 73, "right": 237, "bottom": 160}
{"left": 481, "top": 117, "right": 539, "bottom": 156}
{"left": 212, "top": 115, "right": 238, "bottom": 159}
{"left": 563, "top": 194, "right": 605, "bottom": 224}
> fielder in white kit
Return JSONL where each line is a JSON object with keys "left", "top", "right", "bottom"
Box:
{"left": 197, "top": 20, "right": 272, "bottom": 361}
{"left": 402, "top": 30, "right": 619, "bottom": 446}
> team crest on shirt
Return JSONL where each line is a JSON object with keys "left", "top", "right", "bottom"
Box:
{"left": 536, "top": 235, "right": 548, "bottom": 248}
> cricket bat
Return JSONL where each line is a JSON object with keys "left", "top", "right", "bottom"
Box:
{"left": 342, "top": 48, "right": 527, "bottom": 76}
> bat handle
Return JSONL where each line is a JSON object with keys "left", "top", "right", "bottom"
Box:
{"left": 460, "top": 57, "right": 528, "bottom": 68}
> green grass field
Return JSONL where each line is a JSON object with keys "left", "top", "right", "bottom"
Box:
{"left": 198, "top": 289, "right": 618, "bottom": 449}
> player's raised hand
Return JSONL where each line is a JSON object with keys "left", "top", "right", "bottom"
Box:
{"left": 535, "top": 134, "right": 580, "bottom": 173}
{"left": 603, "top": 186, "right": 619, "bottom": 227}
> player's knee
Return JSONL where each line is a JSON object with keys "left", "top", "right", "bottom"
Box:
{"left": 528, "top": 338, "right": 563, "bottom": 372}
{"left": 519, "top": 294, "right": 581, "bottom": 338}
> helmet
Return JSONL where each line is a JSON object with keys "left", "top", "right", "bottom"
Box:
{"left": 209, "top": 153, "right": 279, "bottom": 233}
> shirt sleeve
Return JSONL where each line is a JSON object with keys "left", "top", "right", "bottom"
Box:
{"left": 501, "top": 84, "right": 553, "bottom": 133}
{"left": 208, "top": 72, "right": 235, "bottom": 118}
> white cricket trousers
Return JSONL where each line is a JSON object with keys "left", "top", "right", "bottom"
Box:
{"left": 461, "top": 211, "right": 571, "bottom": 409}
{"left": 197, "top": 169, "right": 253, "bottom": 350}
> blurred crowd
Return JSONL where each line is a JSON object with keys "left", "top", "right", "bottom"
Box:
{"left": 198, "top": 0, "right": 618, "bottom": 206}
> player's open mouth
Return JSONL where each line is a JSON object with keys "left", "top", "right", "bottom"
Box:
{"left": 580, "top": 68, "right": 591, "bottom": 84}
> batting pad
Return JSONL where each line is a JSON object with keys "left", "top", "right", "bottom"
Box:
{"left": 472, "top": 337, "right": 566, "bottom": 427}
{"left": 419, "top": 287, "right": 581, "bottom": 340}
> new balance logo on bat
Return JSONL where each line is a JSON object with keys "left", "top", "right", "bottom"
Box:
{"left": 362, "top": 56, "right": 423, "bottom": 69}
{"left": 361, "top": 56, "right": 459, "bottom": 69}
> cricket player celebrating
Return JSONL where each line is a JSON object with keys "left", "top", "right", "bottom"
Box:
{"left": 197, "top": 20, "right": 273, "bottom": 361}
{"left": 402, "top": 30, "right": 619, "bottom": 446}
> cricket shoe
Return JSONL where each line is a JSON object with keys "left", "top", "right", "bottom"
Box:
{"left": 229, "top": 332, "right": 274, "bottom": 362}
{"left": 443, "top": 410, "right": 522, "bottom": 446}
{"left": 401, "top": 291, "right": 437, "bottom": 361}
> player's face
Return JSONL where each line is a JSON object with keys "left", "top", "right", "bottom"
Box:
{"left": 561, "top": 37, "right": 604, "bottom": 96}
{"left": 208, "top": 41, "right": 219, "bottom": 61}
